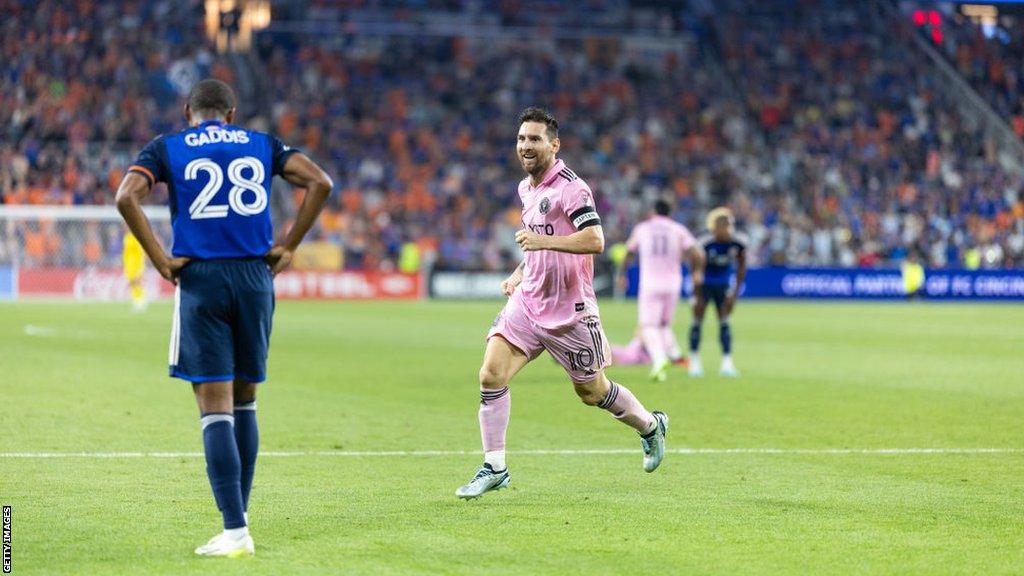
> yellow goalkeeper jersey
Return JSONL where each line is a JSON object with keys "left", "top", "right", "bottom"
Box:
{"left": 122, "top": 233, "right": 145, "bottom": 280}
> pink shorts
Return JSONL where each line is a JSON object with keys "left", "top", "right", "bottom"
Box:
{"left": 637, "top": 291, "right": 679, "bottom": 327}
{"left": 487, "top": 296, "right": 612, "bottom": 384}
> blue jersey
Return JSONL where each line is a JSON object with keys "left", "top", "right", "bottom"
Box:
{"left": 699, "top": 232, "right": 747, "bottom": 286}
{"left": 128, "top": 120, "right": 298, "bottom": 260}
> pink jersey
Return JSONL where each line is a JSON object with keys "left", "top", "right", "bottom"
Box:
{"left": 516, "top": 159, "right": 602, "bottom": 330}
{"left": 627, "top": 215, "right": 696, "bottom": 295}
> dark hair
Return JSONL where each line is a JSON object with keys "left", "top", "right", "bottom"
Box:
{"left": 187, "top": 78, "right": 237, "bottom": 117}
{"left": 518, "top": 106, "right": 558, "bottom": 141}
{"left": 654, "top": 199, "right": 672, "bottom": 216}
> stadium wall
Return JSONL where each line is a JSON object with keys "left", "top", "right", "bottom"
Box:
{"left": 0, "top": 266, "right": 15, "bottom": 300}
{"left": 273, "top": 270, "right": 421, "bottom": 300}
{"left": 6, "top": 266, "right": 1022, "bottom": 302}
{"left": 426, "top": 268, "right": 1024, "bottom": 301}
{"left": 7, "top": 268, "right": 421, "bottom": 301}
{"left": 428, "top": 268, "right": 617, "bottom": 300}
{"left": 622, "top": 266, "right": 1024, "bottom": 301}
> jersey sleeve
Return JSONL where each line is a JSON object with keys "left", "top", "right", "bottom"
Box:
{"left": 270, "top": 134, "right": 300, "bottom": 176}
{"left": 678, "top": 225, "right": 697, "bottom": 252}
{"left": 563, "top": 184, "right": 602, "bottom": 231}
{"left": 127, "top": 137, "right": 167, "bottom": 186}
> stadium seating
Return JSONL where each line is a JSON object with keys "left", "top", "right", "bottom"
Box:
{"left": 1, "top": 0, "right": 1022, "bottom": 270}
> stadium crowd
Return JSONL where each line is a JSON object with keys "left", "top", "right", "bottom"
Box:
{"left": 1, "top": 0, "right": 1022, "bottom": 270}
{"left": 712, "top": 0, "right": 1024, "bottom": 269}
{"left": 935, "top": 6, "right": 1024, "bottom": 137}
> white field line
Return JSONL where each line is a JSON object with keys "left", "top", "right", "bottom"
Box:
{"left": 1, "top": 448, "right": 1022, "bottom": 459}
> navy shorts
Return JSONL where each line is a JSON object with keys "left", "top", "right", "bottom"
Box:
{"left": 169, "top": 259, "right": 274, "bottom": 384}
{"left": 701, "top": 283, "right": 729, "bottom": 312}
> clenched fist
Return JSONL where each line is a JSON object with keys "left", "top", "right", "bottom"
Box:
{"left": 515, "top": 229, "right": 548, "bottom": 251}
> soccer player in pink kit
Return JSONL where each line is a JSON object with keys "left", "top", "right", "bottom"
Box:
{"left": 611, "top": 331, "right": 652, "bottom": 366}
{"left": 456, "top": 107, "right": 669, "bottom": 499}
{"left": 625, "top": 199, "right": 705, "bottom": 382}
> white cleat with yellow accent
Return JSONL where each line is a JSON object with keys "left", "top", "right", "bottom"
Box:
{"left": 648, "top": 359, "right": 669, "bottom": 382}
{"left": 194, "top": 530, "right": 255, "bottom": 558}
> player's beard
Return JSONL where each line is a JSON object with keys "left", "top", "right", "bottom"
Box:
{"left": 520, "top": 153, "right": 552, "bottom": 179}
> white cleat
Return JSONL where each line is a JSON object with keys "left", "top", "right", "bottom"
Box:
{"left": 194, "top": 530, "right": 255, "bottom": 558}
{"left": 455, "top": 463, "right": 510, "bottom": 499}
{"left": 648, "top": 359, "right": 669, "bottom": 382}
{"left": 641, "top": 411, "right": 669, "bottom": 473}
{"left": 720, "top": 357, "right": 740, "bottom": 378}
{"left": 688, "top": 356, "right": 704, "bottom": 377}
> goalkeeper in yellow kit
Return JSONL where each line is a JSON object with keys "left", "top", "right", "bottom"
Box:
{"left": 122, "top": 231, "right": 148, "bottom": 311}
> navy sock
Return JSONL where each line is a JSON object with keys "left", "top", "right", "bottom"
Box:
{"left": 201, "top": 413, "right": 246, "bottom": 529}
{"left": 689, "top": 321, "right": 702, "bottom": 354}
{"left": 720, "top": 321, "right": 732, "bottom": 355}
{"left": 233, "top": 402, "right": 259, "bottom": 512}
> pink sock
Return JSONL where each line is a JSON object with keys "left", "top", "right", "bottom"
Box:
{"left": 479, "top": 387, "right": 510, "bottom": 468}
{"left": 661, "top": 327, "right": 683, "bottom": 360}
{"left": 597, "top": 381, "right": 655, "bottom": 434}
{"left": 641, "top": 327, "right": 668, "bottom": 366}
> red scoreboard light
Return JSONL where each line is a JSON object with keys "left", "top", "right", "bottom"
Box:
{"left": 910, "top": 8, "right": 944, "bottom": 44}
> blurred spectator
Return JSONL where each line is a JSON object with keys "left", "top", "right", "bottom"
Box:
{"left": 1, "top": 0, "right": 1021, "bottom": 270}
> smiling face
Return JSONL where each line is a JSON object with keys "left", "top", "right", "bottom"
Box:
{"left": 517, "top": 121, "right": 559, "bottom": 181}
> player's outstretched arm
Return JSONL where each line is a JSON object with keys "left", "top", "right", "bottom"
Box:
{"left": 515, "top": 225, "right": 604, "bottom": 255}
{"left": 265, "top": 153, "right": 334, "bottom": 275}
{"left": 115, "top": 172, "right": 189, "bottom": 285}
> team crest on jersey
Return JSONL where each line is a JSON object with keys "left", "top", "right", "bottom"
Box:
{"left": 539, "top": 197, "right": 550, "bottom": 215}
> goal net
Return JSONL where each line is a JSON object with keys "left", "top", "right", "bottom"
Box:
{"left": 0, "top": 205, "right": 172, "bottom": 300}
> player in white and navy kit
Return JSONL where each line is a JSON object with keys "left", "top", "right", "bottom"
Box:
{"left": 115, "top": 79, "right": 333, "bottom": 557}
{"left": 689, "top": 207, "right": 747, "bottom": 378}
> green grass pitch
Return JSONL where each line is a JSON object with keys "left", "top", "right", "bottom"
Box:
{"left": 1, "top": 299, "right": 1023, "bottom": 575}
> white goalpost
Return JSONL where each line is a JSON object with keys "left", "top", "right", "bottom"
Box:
{"left": 0, "top": 205, "right": 172, "bottom": 301}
